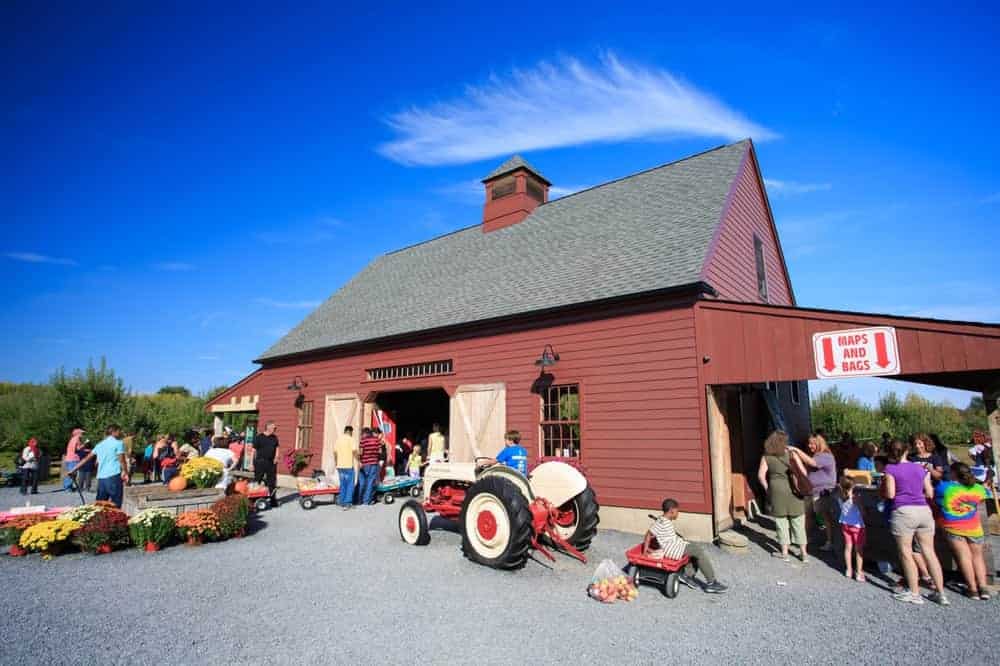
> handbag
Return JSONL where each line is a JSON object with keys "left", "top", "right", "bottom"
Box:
{"left": 789, "top": 454, "right": 813, "bottom": 499}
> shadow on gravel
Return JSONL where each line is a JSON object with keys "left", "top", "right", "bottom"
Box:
{"left": 429, "top": 515, "right": 460, "bottom": 534}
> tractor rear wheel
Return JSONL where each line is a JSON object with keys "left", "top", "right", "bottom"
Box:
{"left": 551, "top": 485, "right": 600, "bottom": 551}
{"left": 398, "top": 500, "right": 430, "bottom": 546}
{"left": 459, "top": 476, "right": 532, "bottom": 570}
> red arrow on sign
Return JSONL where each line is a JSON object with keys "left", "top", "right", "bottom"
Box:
{"left": 821, "top": 337, "right": 836, "bottom": 372}
{"left": 874, "top": 332, "right": 890, "bottom": 368}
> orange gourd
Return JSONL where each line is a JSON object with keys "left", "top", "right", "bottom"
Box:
{"left": 168, "top": 476, "right": 187, "bottom": 492}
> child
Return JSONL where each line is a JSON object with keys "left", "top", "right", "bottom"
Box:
{"left": 408, "top": 445, "right": 423, "bottom": 478}
{"left": 489, "top": 431, "right": 528, "bottom": 475}
{"left": 856, "top": 442, "right": 877, "bottom": 472}
{"left": 142, "top": 439, "right": 155, "bottom": 483}
{"left": 837, "top": 476, "right": 866, "bottom": 581}
{"left": 641, "top": 498, "right": 728, "bottom": 594}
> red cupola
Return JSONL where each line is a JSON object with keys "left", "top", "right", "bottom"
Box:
{"left": 481, "top": 155, "right": 551, "bottom": 232}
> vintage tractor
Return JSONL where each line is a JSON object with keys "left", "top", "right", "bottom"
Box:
{"left": 397, "top": 457, "right": 599, "bottom": 570}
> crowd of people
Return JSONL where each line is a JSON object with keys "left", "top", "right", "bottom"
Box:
{"left": 758, "top": 428, "right": 995, "bottom": 606}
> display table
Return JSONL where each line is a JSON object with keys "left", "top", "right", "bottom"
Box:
{"left": 122, "top": 485, "right": 224, "bottom": 517}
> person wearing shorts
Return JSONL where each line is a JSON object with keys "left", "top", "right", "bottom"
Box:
{"left": 883, "top": 440, "right": 948, "bottom": 606}
{"left": 836, "top": 476, "right": 866, "bottom": 581}
{"left": 935, "top": 462, "right": 991, "bottom": 600}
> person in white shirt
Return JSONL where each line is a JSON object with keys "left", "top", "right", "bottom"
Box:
{"left": 203, "top": 437, "right": 236, "bottom": 490}
{"left": 642, "top": 498, "right": 728, "bottom": 594}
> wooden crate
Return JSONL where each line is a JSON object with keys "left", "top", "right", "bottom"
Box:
{"left": 123, "top": 485, "right": 224, "bottom": 517}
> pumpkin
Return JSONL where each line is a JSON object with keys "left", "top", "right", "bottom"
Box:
{"left": 233, "top": 480, "right": 249, "bottom": 495}
{"left": 168, "top": 476, "right": 188, "bottom": 492}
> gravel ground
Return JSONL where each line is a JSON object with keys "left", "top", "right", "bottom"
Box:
{"left": 1, "top": 483, "right": 996, "bottom": 665}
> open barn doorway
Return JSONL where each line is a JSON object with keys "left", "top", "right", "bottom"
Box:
{"left": 371, "top": 388, "right": 450, "bottom": 455}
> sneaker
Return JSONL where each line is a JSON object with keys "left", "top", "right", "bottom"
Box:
{"left": 677, "top": 573, "right": 698, "bottom": 590}
{"left": 928, "top": 591, "right": 950, "bottom": 606}
{"left": 341, "top": 505, "right": 352, "bottom": 511}
{"left": 771, "top": 552, "right": 790, "bottom": 562}
{"left": 703, "top": 581, "right": 728, "bottom": 594}
{"left": 819, "top": 542, "right": 834, "bottom": 552}
{"left": 893, "top": 591, "right": 924, "bottom": 605}
{"left": 855, "top": 573, "right": 866, "bottom": 583}
{"left": 979, "top": 592, "right": 991, "bottom": 601}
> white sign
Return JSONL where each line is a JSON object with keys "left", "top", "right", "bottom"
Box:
{"left": 812, "top": 326, "right": 901, "bottom": 378}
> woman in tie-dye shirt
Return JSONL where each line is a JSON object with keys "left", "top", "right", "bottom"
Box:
{"left": 935, "top": 462, "right": 990, "bottom": 600}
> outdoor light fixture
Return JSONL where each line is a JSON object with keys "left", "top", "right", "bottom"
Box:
{"left": 287, "top": 376, "right": 308, "bottom": 391}
{"left": 534, "top": 344, "right": 560, "bottom": 369}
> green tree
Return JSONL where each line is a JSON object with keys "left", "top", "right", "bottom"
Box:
{"left": 157, "top": 385, "right": 192, "bottom": 397}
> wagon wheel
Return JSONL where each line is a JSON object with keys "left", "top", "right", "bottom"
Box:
{"left": 551, "top": 485, "right": 600, "bottom": 551}
{"left": 459, "top": 475, "right": 532, "bottom": 570}
{"left": 299, "top": 497, "right": 315, "bottom": 510}
{"left": 410, "top": 485, "right": 422, "bottom": 498}
{"left": 254, "top": 498, "right": 269, "bottom": 512}
{"left": 663, "top": 572, "right": 680, "bottom": 599}
{"left": 398, "top": 500, "right": 430, "bottom": 546}
{"left": 383, "top": 493, "right": 395, "bottom": 505}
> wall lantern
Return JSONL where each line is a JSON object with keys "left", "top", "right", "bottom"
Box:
{"left": 534, "top": 344, "right": 560, "bottom": 369}
{"left": 287, "top": 376, "right": 308, "bottom": 392}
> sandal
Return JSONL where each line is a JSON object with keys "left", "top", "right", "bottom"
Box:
{"left": 980, "top": 592, "right": 992, "bottom": 601}
{"left": 855, "top": 573, "right": 866, "bottom": 583}
{"left": 771, "top": 552, "right": 790, "bottom": 562}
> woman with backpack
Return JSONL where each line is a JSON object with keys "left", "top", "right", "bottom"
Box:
{"left": 758, "top": 431, "right": 808, "bottom": 563}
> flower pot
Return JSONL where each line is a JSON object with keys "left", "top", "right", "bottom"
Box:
{"left": 185, "top": 535, "right": 203, "bottom": 546}
{"left": 8, "top": 544, "right": 27, "bottom": 557}
{"left": 95, "top": 543, "right": 113, "bottom": 555}
{"left": 144, "top": 542, "right": 160, "bottom": 552}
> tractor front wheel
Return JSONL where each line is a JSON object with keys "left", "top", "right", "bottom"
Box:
{"left": 459, "top": 476, "right": 532, "bottom": 570}
{"left": 398, "top": 500, "right": 430, "bottom": 546}
{"left": 551, "top": 485, "right": 600, "bottom": 551}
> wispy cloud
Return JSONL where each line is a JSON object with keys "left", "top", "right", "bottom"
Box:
{"left": 255, "top": 297, "right": 321, "bottom": 309}
{"left": 253, "top": 216, "right": 344, "bottom": 245}
{"left": 763, "top": 178, "right": 832, "bottom": 197}
{"left": 5, "top": 252, "right": 77, "bottom": 266}
{"left": 378, "top": 53, "right": 777, "bottom": 166}
{"left": 437, "top": 180, "right": 586, "bottom": 204}
{"left": 153, "top": 261, "right": 194, "bottom": 272}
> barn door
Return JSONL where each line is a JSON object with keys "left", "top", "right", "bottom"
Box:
{"left": 322, "top": 394, "right": 361, "bottom": 477}
{"left": 449, "top": 383, "right": 506, "bottom": 463}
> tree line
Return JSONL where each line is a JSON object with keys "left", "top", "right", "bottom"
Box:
{"left": 810, "top": 386, "right": 987, "bottom": 445}
{"left": 0, "top": 359, "right": 227, "bottom": 457}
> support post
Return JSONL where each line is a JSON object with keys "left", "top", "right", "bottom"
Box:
{"left": 214, "top": 414, "right": 223, "bottom": 437}
{"left": 983, "top": 387, "right": 999, "bottom": 585}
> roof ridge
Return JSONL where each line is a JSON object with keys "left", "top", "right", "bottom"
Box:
{"left": 535, "top": 138, "right": 750, "bottom": 208}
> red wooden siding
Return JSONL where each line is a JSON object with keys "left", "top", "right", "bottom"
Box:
{"left": 700, "top": 146, "right": 794, "bottom": 306}
{"left": 243, "top": 298, "right": 711, "bottom": 513}
{"left": 696, "top": 300, "right": 1000, "bottom": 390}
{"left": 206, "top": 370, "right": 265, "bottom": 408}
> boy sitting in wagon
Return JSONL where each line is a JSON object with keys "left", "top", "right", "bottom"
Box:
{"left": 643, "top": 498, "right": 729, "bottom": 594}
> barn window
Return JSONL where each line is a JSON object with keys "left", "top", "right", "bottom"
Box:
{"left": 491, "top": 176, "right": 516, "bottom": 200}
{"left": 790, "top": 381, "right": 801, "bottom": 405}
{"left": 295, "top": 400, "right": 313, "bottom": 450}
{"left": 754, "top": 234, "right": 769, "bottom": 302}
{"left": 526, "top": 178, "right": 545, "bottom": 202}
{"left": 366, "top": 360, "right": 453, "bottom": 382}
{"left": 540, "top": 384, "right": 580, "bottom": 458}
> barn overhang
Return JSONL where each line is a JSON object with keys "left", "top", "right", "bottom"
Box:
{"left": 695, "top": 300, "right": 1000, "bottom": 393}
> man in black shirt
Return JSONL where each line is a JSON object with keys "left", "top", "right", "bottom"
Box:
{"left": 254, "top": 421, "right": 280, "bottom": 508}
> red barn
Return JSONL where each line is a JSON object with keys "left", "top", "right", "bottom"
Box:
{"left": 209, "top": 140, "right": 1000, "bottom": 539}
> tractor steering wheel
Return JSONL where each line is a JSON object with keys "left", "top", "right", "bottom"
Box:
{"left": 474, "top": 456, "right": 494, "bottom": 474}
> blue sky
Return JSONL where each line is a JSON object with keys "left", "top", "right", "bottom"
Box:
{"left": 2, "top": 3, "right": 997, "bottom": 406}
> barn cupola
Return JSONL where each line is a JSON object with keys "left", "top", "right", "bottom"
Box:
{"left": 481, "top": 155, "right": 551, "bottom": 232}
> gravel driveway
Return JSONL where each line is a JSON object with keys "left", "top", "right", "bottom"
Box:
{"left": 0, "top": 484, "right": 995, "bottom": 665}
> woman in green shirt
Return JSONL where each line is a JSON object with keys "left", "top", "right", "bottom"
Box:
{"left": 758, "top": 431, "right": 808, "bottom": 563}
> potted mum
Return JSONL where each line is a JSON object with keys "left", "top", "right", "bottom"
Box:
{"left": 19, "top": 519, "right": 82, "bottom": 557}
{"left": 175, "top": 509, "right": 220, "bottom": 545}
{"left": 128, "top": 509, "right": 176, "bottom": 551}
{"left": 211, "top": 494, "right": 249, "bottom": 539}
{"left": 73, "top": 509, "right": 130, "bottom": 554}
{"left": 1, "top": 515, "right": 53, "bottom": 556}
{"left": 180, "top": 457, "right": 224, "bottom": 489}
{"left": 58, "top": 504, "right": 104, "bottom": 525}
{"left": 284, "top": 449, "right": 313, "bottom": 476}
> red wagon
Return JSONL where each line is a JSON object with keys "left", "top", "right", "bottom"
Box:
{"left": 297, "top": 486, "right": 339, "bottom": 510}
{"left": 623, "top": 544, "right": 690, "bottom": 599}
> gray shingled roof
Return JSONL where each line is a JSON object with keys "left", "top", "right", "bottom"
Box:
{"left": 482, "top": 154, "right": 550, "bottom": 184}
{"left": 258, "top": 140, "right": 749, "bottom": 361}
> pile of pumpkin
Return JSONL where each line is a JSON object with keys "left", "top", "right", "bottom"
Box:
{"left": 166, "top": 457, "right": 225, "bottom": 492}
{"left": 0, "top": 492, "right": 250, "bottom": 558}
